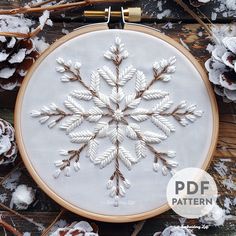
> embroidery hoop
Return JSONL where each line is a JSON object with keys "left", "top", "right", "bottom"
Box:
{"left": 15, "top": 8, "right": 219, "bottom": 223}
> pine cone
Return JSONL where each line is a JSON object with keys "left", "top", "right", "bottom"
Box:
{"left": 0, "top": 37, "right": 39, "bottom": 91}
{"left": 0, "top": 118, "right": 17, "bottom": 164}
{"left": 50, "top": 221, "right": 99, "bottom": 236}
{"left": 205, "top": 37, "right": 236, "bottom": 102}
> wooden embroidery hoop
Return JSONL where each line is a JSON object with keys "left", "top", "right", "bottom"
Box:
{"left": 15, "top": 8, "right": 219, "bottom": 223}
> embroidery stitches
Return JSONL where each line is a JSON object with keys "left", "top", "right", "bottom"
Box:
{"left": 30, "top": 37, "right": 203, "bottom": 207}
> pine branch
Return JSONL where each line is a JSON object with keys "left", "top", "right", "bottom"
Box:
{"left": 121, "top": 118, "right": 178, "bottom": 174}
{"left": 57, "top": 59, "right": 115, "bottom": 114}
{"left": 123, "top": 57, "right": 176, "bottom": 112}
{"left": 31, "top": 104, "right": 73, "bottom": 128}
{"left": 54, "top": 119, "right": 114, "bottom": 175}
{"left": 160, "top": 101, "right": 203, "bottom": 126}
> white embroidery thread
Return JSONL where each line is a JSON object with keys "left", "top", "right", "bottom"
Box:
{"left": 31, "top": 37, "right": 203, "bottom": 207}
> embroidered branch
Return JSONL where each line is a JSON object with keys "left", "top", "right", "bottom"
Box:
{"left": 31, "top": 37, "right": 203, "bottom": 207}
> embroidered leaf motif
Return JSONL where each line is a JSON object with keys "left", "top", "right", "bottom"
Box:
{"left": 70, "top": 90, "right": 92, "bottom": 101}
{"left": 125, "top": 123, "right": 140, "bottom": 140}
{"left": 109, "top": 126, "right": 124, "bottom": 144}
{"left": 125, "top": 125, "right": 137, "bottom": 140}
{"left": 143, "top": 131, "right": 167, "bottom": 143}
{"left": 135, "top": 140, "right": 146, "bottom": 160}
{"left": 153, "top": 56, "right": 176, "bottom": 81}
{"left": 60, "top": 115, "right": 84, "bottom": 133}
{"left": 88, "top": 107, "right": 103, "bottom": 115}
{"left": 152, "top": 96, "right": 173, "bottom": 113}
{"left": 125, "top": 94, "right": 141, "bottom": 109}
{"left": 64, "top": 96, "right": 85, "bottom": 114}
{"left": 130, "top": 108, "right": 149, "bottom": 122}
{"left": 86, "top": 107, "right": 103, "bottom": 122}
{"left": 119, "top": 65, "right": 136, "bottom": 86}
{"left": 86, "top": 114, "right": 102, "bottom": 122}
{"left": 98, "top": 66, "right": 116, "bottom": 86}
{"left": 69, "top": 130, "right": 93, "bottom": 143}
{"left": 110, "top": 87, "right": 124, "bottom": 103}
{"left": 86, "top": 139, "right": 98, "bottom": 162}
{"left": 95, "top": 147, "right": 116, "bottom": 168}
{"left": 135, "top": 71, "right": 146, "bottom": 92}
{"left": 93, "top": 93, "right": 110, "bottom": 108}
{"left": 151, "top": 115, "right": 175, "bottom": 136}
{"left": 90, "top": 71, "right": 100, "bottom": 92}
{"left": 143, "top": 90, "right": 169, "bottom": 100}
{"left": 119, "top": 146, "right": 137, "bottom": 170}
{"left": 94, "top": 122, "right": 109, "bottom": 138}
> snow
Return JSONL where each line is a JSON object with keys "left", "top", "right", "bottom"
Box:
{"left": 211, "top": 25, "right": 236, "bottom": 44}
{"left": 140, "top": 0, "right": 235, "bottom": 21}
{"left": 62, "top": 28, "right": 69, "bottom": 35}
{"left": 49, "top": 220, "right": 67, "bottom": 234}
{"left": 199, "top": 0, "right": 211, "bottom": 2}
{"left": 0, "top": 68, "right": 16, "bottom": 79}
{"left": 225, "top": 0, "right": 236, "bottom": 10}
{"left": 162, "top": 22, "right": 173, "bottom": 30}
{"left": 23, "top": 233, "right": 31, "bottom": 236}
{"left": 0, "top": 36, "right": 6, "bottom": 42}
{"left": 7, "top": 37, "right": 16, "bottom": 48}
{"left": 214, "top": 161, "right": 228, "bottom": 176}
{"left": 222, "top": 177, "right": 236, "bottom": 191}
{"left": 157, "top": 9, "right": 171, "bottom": 19}
{"left": 0, "top": 14, "right": 50, "bottom": 53}
{"left": 224, "top": 197, "right": 232, "bottom": 213}
{"left": 141, "top": 0, "right": 235, "bottom": 21}
{"left": 0, "top": 134, "right": 11, "bottom": 154}
{"left": 0, "top": 193, "right": 7, "bottom": 203}
{"left": 1, "top": 81, "right": 18, "bottom": 91}
{"left": 199, "top": 204, "right": 226, "bottom": 226}
{"left": 9, "top": 48, "right": 27, "bottom": 64}
{"left": 0, "top": 52, "right": 9, "bottom": 62}
{"left": 33, "top": 36, "right": 49, "bottom": 53}
{"left": 198, "top": 31, "right": 203, "bottom": 37}
{"left": 211, "top": 12, "right": 217, "bottom": 21}
{"left": 10, "top": 184, "right": 35, "bottom": 210}
{"left": 39, "top": 10, "right": 52, "bottom": 29}
{"left": 2, "top": 170, "right": 21, "bottom": 191}
{"left": 140, "top": 0, "right": 172, "bottom": 20}
{"left": 0, "top": 15, "right": 32, "bottom": 34}
{"left": 211, "top": 0, "right": 236, "bottom": 19}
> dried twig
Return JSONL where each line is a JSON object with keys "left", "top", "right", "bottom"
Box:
{"left": 0, "top": 0, "right": 128, "bottom": 15}
{"left": 0, "top": 162, "right": 22, "bottom": 186}
{"left": 0, "top": 219, "right": 22, "bottom": 236}
{"left": 174, "top": 0, "right": 212, "bottom": 36}
{"left": 41, "top": 209, "right": 65, "bottom": 236}
{"left": 131, "top": 220, "right": 146, "bottom": 236}
{"left": 0, "top": 202, "right": 44, "bottom": 230}
{"left": 0, "top": 25, "right": 42, "bottom": 38}
{"left": 0, "top": 0, "right": 129, "bottom": 38}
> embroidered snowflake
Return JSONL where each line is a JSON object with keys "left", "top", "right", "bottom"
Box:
{"left": 31, "top": 37, "right": 203, "bottom": 207}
